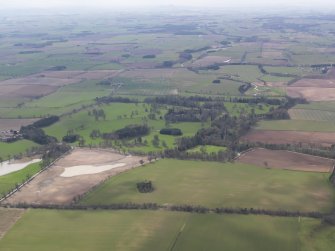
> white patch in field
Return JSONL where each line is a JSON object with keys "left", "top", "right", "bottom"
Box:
{"left": 60, "top": 163, "right": 126, "bottom": 177}
{"left": 0, "top": 159, "right": 41, "bottom": 176}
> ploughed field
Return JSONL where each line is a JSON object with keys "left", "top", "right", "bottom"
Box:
{"left": 241, "top": 129, "right": 335, "bottom": 147}
{"left": 237, "top": 148, "right": 334, "bottom": 172}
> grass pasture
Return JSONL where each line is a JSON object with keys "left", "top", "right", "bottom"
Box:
{"left": 0, "top": 140, "right": 38, "bottom": 160}
{"left": 186, "top": 145, "right": 227, "bottom": 154}
{"left": 0, "top": 209, "right": 334, "bottom": 251}
{"left": 81, "top": 159, "right": 334, "bottom": 212}
{"left": 289, "top": 109, "right": 335, "bottom": 122}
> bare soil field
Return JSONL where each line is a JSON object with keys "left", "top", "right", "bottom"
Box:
{"left": 0, "top": 118, "right": 38, "bottom": 131}
{"left": 290, "top": 78, "right": 335, "bottom": 88}
{"left": 0, "top": 84, "right": 58, "bottom": 99}
{"left": 0, "top": 76, "right": 79, "bottom": 87}
{"left": 0, "top": 208, "right": 25, "bottom": 239}
{"left": 287, "top": 87, "right": 335, "bottom": 101}
{"left": 237, "top": 148, "right": 334, "bottom": 172}
{"left": 2, "top": 148, "right": 147, "bottom": 205}
{"left": 241, "top": 130, "right": 335, "bottom": 147}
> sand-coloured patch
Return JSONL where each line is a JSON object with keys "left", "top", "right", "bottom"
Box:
{"left": 61, "top": 163, "right": 126, "bottom": 177}
{"left": 287, "top": 87, "right": 335, "bottom": 101}
{"left": 0, "top": 159, "right": 41, "bottom": 176}
{"left": 2, "top": 148, "right": 147, "bottom": 205}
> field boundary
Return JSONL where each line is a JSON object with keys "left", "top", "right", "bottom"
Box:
{"left": 0, "top": 203, "right": 325, "bottom": 219}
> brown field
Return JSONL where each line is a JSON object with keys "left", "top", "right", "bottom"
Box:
{"left": 0, "top": 118, "right": 38, "bottom": 131}
{"left": 237, "top": 148, "right": 334, "bottom": 172}
{"left": 2, "top": 148, "right": 147, "bottom": 205}
{"left": 287, "top": 87, "right": 335, "bottom": 101}
{"left": 241, "top": 130, "right": 335, "bottom": 147}
{"left": 0, "top": 84, "right": 58, "bottom": 99}
{"left": 191, "top": 55, "right": 231, "bottom": 67}
{"left": 0, "top": 76, "right": 79, "bottom": 87}
{"left": 0, "top": 208, "right": 25, "bottom": 239}
{"left": 290, "top": 78, "right": 335, "bottom": 88}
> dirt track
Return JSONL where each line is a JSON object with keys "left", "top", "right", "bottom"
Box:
{"left": 237, "top": 148, "right": 334, "bottom": 172}
{"left": 2, "top": 148, "right": 147, "bottom": 205}
{"left": 241, "top": 129, "right": 335, "bottom": 147}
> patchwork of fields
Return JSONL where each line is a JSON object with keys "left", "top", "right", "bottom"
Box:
{"left": 0, "top": 9, "right": 335, "bottom": 251}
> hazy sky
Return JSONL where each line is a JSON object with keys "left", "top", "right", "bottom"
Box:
{"left": 2, "top": 0, "right": 335, "bottom": 9}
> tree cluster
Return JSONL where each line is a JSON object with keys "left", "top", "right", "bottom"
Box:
{"left": 103, "top": 124, "right": 150, "bottom": 140}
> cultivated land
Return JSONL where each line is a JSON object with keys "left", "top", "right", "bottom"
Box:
{"left": 237, "top": 148, "right": 334, "bottom": 172}
{"left": 241, "top": 130, "right": 335, "bottom": 147}
{"left": 1, "top": 9, "right": 335, "bottom": 250}
{"left": 0, "top": 118, "right": 38, "bottom": 131}
{"left": 0, "top": 209, "right": 334, "bottom": 251}
{"left": 256, "top": 120, "right": 335, "bottom": 132}
{"left": 81, "top": 159, "right": 334, "bottom": 212}
{"left": 3, "top": 148, "right": 146, "bottom": 205}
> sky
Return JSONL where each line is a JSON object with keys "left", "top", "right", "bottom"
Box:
{"left": 2, "top": 0, "right": 335, "bottom": 9}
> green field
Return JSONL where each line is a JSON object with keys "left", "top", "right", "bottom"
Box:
{"left": 186, "top": 145, "right": 227, "bottom": 154}
{"left": 0, "top": 162, "right": 41, "bottom": 197}
{"left": 289, "top": 109, "right": 335, "bottom": 122}
{"left": 0, "top": 209, "right": 334, "bottom": 251}
{"left": 294, "top": 101, "right": 335, "bottom": 112}
{"left": 44, "top": 103, "right": 205, "bottom": 152}
{"left": 256, "top": 120, "right": 335, "bottom": 132}
{"left": 81, "top": 159, "right": 334, "bottom": 212}
{"left": 0, "top": 140, "right": 38, "bottom": 160}
{"left": 224, "top": 102, "right": 276, "bottom": 116}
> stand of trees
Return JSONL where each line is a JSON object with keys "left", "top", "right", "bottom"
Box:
{"left": 20, "top": 125, "right": 57, "bottom": 145}
{"left": 160, "top": 128, "right": 183, "bottom": 136}
{"left": 103, "top": 124, "right": 150, "bottom": 140}
{"left": 137, "top": 181, "right": 154, "bottom": 193}
{"left": 32, "top": 116, "right": 59, "bottom": 128}
{"left": 95, "top": 96, "right": 138, "bottom": 104}
{"left": 62, "top": 134, "right": 79, "bottom": 143}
